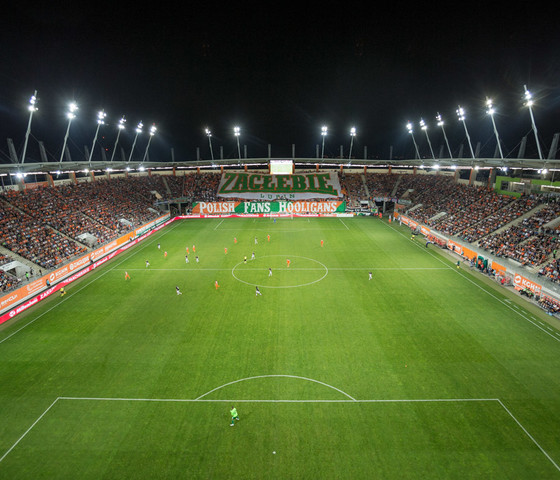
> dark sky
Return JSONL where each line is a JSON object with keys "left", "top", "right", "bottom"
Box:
{"left": 1, "top": 2, "right": 559, "bottom": 164}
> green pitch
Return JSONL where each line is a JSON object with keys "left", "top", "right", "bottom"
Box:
{"left": 1, "top": 216, "right": 560, "bottom": 479}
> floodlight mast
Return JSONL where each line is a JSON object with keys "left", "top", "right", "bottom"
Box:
{"left": 205, "top": 128, "right": 214, "bottom": 161}
{"left": 436, "top": 113, "right": 453, "bottom": 159}
{"left": 59, "top": 102, "right": 78, "bottom": 165}
{"left": 456, "top": 106, "right": 475, "bottom": 159}
{"left": 406, "top": 122, "right": 421, "bottom": 160}
{"left": 234, "top": 126, "right": 241, "bottom": 160}
{"left": 485, "top": 98, "right": 504, "bottom": 159}
{"left": 348, "top": 127, "right": 356, "bottom": 160}
{"left": 127, "top": 121, "right": 143, "bottom": 163}
{"left": 420, "top": 118, "right": 435, "bottom": 159}
{"left": 321, "top": 125, "right": 328, "bottom": 159}
{"left": 21, "top": 91, "right": 38, "bottom": 164}
{"left": 88, "top": 110, "right": 107, "bottom": 165}
{"left": 523, "top": 85, "right": 543, "bottom": 161}
{"left": 110, "top": 116, "right": 126, "bottom": 162}
{"left": 141, "top": 124, "right": 157, "bottom": 163}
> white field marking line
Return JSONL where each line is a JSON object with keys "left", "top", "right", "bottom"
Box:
{"left": 231, "top": 256, "right": 329, "bottom": 288}
{"left": 0, "top": 397, "right": 60, "bottom": 464}
{"left": 114, "top": 267, "right": 450, "bottom": 272}
{"left": 384, "top": 222, "right": 560, "bottom": 344}
{"left": 56, "top": 397, "right": 497, "bottom": 404}
{"left": 213, "top": 218, "right": 225, "bottom": 230}
{"left": 0, "top": 222, "right": 182, "bottom": 346}
{"left": 195, "top": 375, "right": 357, "bottom": 401}
{"left": 339, "top": 218, "right": 350, "bottom": 230}
{"left": 496, "top": 399, "right": 560, "bottom": 473}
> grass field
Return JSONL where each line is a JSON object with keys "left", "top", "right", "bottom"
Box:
{"left": 1, "top": 216, "right": 560, "bottom": 479}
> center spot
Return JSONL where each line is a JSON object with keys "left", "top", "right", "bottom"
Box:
{"left": 232, "top": 255, "right": 328, "bottom": 288}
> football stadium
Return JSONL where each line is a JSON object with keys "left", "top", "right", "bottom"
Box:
{"left": 1, "top": 158, "right": 560, "bottom": 478}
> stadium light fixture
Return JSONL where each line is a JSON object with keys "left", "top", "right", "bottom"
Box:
{"left": 406, "top": 122, "right": 421, "bottom": 160}
{"left": 127, "top": 121, "right": 143, "bottom": 163}
{"left": 321, "top": 125, "right": 328, "bottom": 159}
{"left": 234, "top": 126, "right": 241, "bottom": 160}
{"left": 456, "top": 106, "right": 475, "bottom": 159}
{"left": 141, "top": 123, "right": 157, "bottom": 163}
{"left": 88, "top": 110, "right": 107, "bottom": 165}
{"left": 59, "top": 102, "right": 78, "bottom": 165}
{"left": 485, "top": 98, "right": 504, "bottom": 159}
{"left": 205, "top": 128, "right": 214, "bottom": 161}
{"left": 110, "top": 116, "right": 126, "bottom": 162}
{"left": 436, "top": 113, "right": 453, "bottom": 159}
{"left": 21, "top": 91, "right": 38, "bottom": 164}
{"left": 419, "top": 118, "right": 435, "bottom": 159}
{"left": 348, "top": 127, "right": 356, "bottom": 160}
{"left": 523, "top": 85, "right": 543, "bottom": 160}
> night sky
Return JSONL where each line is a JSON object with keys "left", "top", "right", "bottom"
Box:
{"left": 1, "top": 2, "right": 559, "bottom": 164}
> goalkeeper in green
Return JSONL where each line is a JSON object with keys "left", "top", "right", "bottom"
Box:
{"left": 230, "top": 406, "right": 239, "bottom": 426}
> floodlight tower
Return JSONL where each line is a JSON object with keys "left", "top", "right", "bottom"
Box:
{"left": 21, "top": 91, "right": 38, "bottom": 164}
{"left": 127, "top": 121, "right": 143, "bottom": 163}
{"left": 321, "top": 125, "right": 328, "bottom": 159}
{"left": 485, "top": 98, "right": 504, "bottom": 159}
{"left": 406, "top": 122, "right": 421, "bottom": 160}
{"left": 141, "top": 124, "right": 157, "bottom": 163}
{"left": 523, "top": 86, "right": 543, "bottom": 160}
{"left": 456, "top": 106, "right": 475, "bottom": 159}
{"left": 234, "top": 126, "right": 241, "bottom": 160}
{"left": 419, "top": 118, "right": 435, "bottom": 159}
{"left": 348, "top": 127, "right": 356, "bottom": 159}
{"left": 59, "top": 102, "right": 78, "bottom": 165}
{"left": 110, "top": 116, "right": 126, "bottom": 162}
{"left": 436, "top": 113, "right": 453, "bottom": 159}
{"left": 88, "top": 110, "right": 107, "bottom": 165}
{"left": 205, "top": 128, "right": 214, "bottom": 161}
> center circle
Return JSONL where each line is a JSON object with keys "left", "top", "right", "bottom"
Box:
{"left": 232, "top": 255, "right": 328, "bottom": 288}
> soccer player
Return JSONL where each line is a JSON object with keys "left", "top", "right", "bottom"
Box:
{"left": 164, "top": 251, "right": 168, "bottom": 258}
{"left": 185, "top": 255, "right": 189, "bottom": 264}
{"left": 251, "top": 252, "right": 255, "bottom": 260}
{"left": 193, "top": 245, "right": 196, "bottom": 253}
{"left": 267, "top": 234, "right": 270, "bottom": 242}
{"left": 269, "top": 268, "right": 272, "bottom": 277}
{"left": 230, "top": 406, "right": 239, "bottom": 426}
{"left": 196, "top": 255, "right": 199, "bottom": 263}
{"left": 254, "top": 236, "right": 258, "bottom": 245}
{"left": 186, "top": 246, "right": 189, "bottom": 255}
{"left": 234, "top": 237, "right": 237, "bottom": 244}
{"left": 176, "top": 286, "right": 183, "bottom": 295}
{"left": 286, "top": 259, "right": 291, "bottom": 268}
{"left": 215, "top": 280, "right": 219, "bottom": 290}
{"left": 321, "top": 239, "right": 324, "bottom": 247}
{"left": 125, "top": 271, "right": 131, "bottom": 280}
{"left": 369, "top": 271, "right": 372, "bottom": 281}
{"left": 145, "top": 260, "right": 150, "bottom": 268}
{"left": 157, "top": 243, "right": 161, "bottom": 250}
{"left": 255, "top": 286, "right": 262, "bottom": 296}
{"left": 244, "top": 256, "right": 247, "bottom": 264}
{"left": 224, "top": 247, "right": 228, "bottom": 255}
{"left": 60, "top": 287, "right": 66, "bottom": 297}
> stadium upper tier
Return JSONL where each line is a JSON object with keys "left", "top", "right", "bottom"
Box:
{"left": 0, "top": 171, "right": 559, "bottom": 290}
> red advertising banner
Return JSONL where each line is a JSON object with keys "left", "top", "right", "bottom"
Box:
{"left": 513, "top": 274, "right": 542, "bottom": 295}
